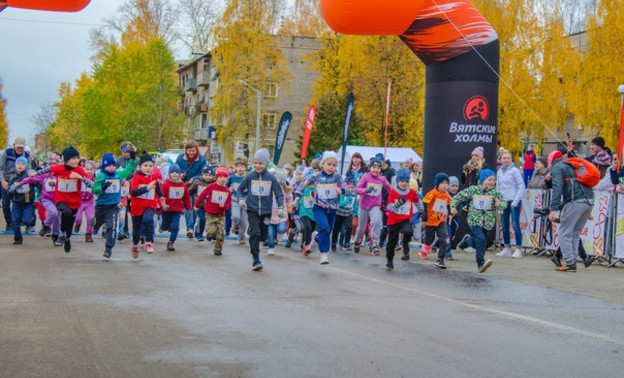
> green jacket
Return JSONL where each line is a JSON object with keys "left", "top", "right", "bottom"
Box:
{"left": 451, "top": 185, "right": 506, "bottom": 230}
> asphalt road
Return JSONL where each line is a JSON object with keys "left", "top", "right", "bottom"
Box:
{"left": 1, "top": 233, "right": 622, "bottom": 378}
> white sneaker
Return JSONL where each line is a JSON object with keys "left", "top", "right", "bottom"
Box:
{"left": 310, "top": 231, "right": 318, "bottom": 252}
{"left": 511, "top": 248, "right": 523, "bottom": 259}
{"left": 497, "top": 248, "right": 511, "bottom": 257}
{"left": 319, "top": 253, "right": 329, "bottom": 265}
{"left": 464, "top": 246, "right": 476, "bottom": 253}
{"left": 267, "top": 248, "right": 275, "bottom": 256}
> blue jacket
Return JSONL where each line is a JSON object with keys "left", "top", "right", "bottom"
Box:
{"left": 238, "top": 170, "right": 284, "bottom": 215}
{"left": 176, "top": 153, "right": 206, "bottom": 184}
{"left": 93, "top": 159, "right": 137, "bottom": 206}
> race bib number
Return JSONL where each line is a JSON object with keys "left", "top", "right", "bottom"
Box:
{"left": 45, "top": 178, "right": 56, "bottom": 192}
{"left": 58, "top": 178, "right": 78, "bottom": 193}
{"left": 81, "top": 182, "right": 92, "bottom": 193}
{"left": 432, "top": 199, "right": 448, "bottom": 214}
{"left": 16, "top": 183, "right": 30, "bottom": 194}
{"left": 211, "top": 190, "right": 229, "bottom": 204}
{"left": 317, "top": 183, "right": 338, "bottom": 200}
{"left": 169, "top": 187, "right": 185, "bottom": 200}
{"left": 391, "top": 200, "right": 411, "bottom": 215}
{"left": 303, "top": 196, "right": 314, "bottom": 209}
{"left": 473, "top": 195, "right": 493, "bottom": 210}
{"left": 120, "top": 186, "right": 129, "bottom": 197}
{"left": 137, "top": 185, "right": 155, "bottom": 200}
{"left": 197, "top": 185, "right": 207, "bottom": 196}
{"left": 104, "top": 179, "right": 121, "bottom": 194}
{"left": 366, "top": 183, "right": 382, "bottom": 196}
{"left": 251, "top": 180, "right": 271, "bottom": 196}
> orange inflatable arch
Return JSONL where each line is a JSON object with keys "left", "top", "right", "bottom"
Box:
{"left": 1, "top": 0, "right": 91, "bottom": 12}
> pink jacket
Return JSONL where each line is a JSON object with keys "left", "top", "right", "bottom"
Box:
{"left": 355, "top": 172, "right": 392, "bottom": 210}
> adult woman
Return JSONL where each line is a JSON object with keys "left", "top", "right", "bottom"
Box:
{"left": 299, "top": 157, "right": 309, "bottom": 168}
{"left": 461, "top": 146, "right": 486, "bottom": 188}
{"left": 527, "top": 157, "right": 550, "bottom": 190}
{"left": 496, "top": 151, "right": 525, "bottom": 258}
{"left": 409, "top": 161, "right": 423, "bottom": 192}
{"left": 175, "top": 140, "right": 207, "bottom": 238}
{"left": 345, "top": 152, "right": 367, "bottom": 182}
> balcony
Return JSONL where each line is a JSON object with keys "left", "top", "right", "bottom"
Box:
{"left": 196, "top": 103, "right": 208, "bottom": 112}
{"left": 184, "top": 78, "right": 197, "bottom": 91}
{"left": 198, "top": 71, "right": 210, "bottom": 86}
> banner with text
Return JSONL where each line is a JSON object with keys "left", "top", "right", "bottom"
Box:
{"left": 300, "top": 105, "right": 316, "bottom": 159}
{"left": 273, "top": 111, "right": 292, "bottom": 165}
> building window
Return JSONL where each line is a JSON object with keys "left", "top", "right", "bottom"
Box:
{"left": 262, "top": 113, "right": 277, "bottom": 130}
{"left": 264, "top": 82, "right": 278, "bottom": 98}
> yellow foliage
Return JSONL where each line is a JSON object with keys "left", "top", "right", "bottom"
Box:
{"left": 0, "top": 84, "right": 7, "bottom": 148}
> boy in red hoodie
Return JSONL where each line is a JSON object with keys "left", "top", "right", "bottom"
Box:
{"left": 160, "top": 163, "right": 191, "bottom": 251}
{"left": 195, "top": 167, "right": 231, "bottom": 256}
{"left": 130, "top": 153, "right": 162, "bottom": 259}
{"left": 29, "top": 146, "right": 92, "bottom": 253}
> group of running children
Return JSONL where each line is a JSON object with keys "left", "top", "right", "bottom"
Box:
{"left": 6, "top": 142, "right": 506, "bottom": 273}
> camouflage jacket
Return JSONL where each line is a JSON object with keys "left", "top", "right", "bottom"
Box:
{"left": 451, "top": 185, "right": 506, "bottom": 231}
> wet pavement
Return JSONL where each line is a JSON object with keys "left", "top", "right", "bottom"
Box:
{"left": 0, "top": 230, "right": 622, "bottom": 377}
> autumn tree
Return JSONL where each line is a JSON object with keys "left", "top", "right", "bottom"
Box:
{"left": 177, "top": 0, "right": 223, "bottom": 53}
{"left": 0, "top": 78, "right": 8, "bottom": 148}
{"left": 280, "top": 0, "right": 330, "bottom": 38}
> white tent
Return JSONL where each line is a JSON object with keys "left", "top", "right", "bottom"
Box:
{"left": 335, "top": 145, "right": 422, "bottom": 174}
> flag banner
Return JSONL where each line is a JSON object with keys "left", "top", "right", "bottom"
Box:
{"left": 300, "top": 105, "right": 316, "bottom": 158}
{"left": 340, "top": 93, "right": 355, "bottom": 174}
{"left": 273, "top": 111, "right": 292, "bottom": 165}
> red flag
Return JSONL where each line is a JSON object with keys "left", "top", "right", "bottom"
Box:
{"left": 619, "top": 96, "right": 624, "bottom": 163}
{"left": 300, "top": 105, "right": 316, "bottom": 158}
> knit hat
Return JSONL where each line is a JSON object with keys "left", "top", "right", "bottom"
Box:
{"left": 472, "top": 146, "right": 484, "bottom": 159}
{"left": 591, "top": 136, "right": 605, "bottom": 149}
{"left": 547, "top": 150, "right": 563, "bottom": 165}
{"left": 396, "top": 168, "right": 410, "bottom": 182}
{"left": 13, "top": 137, "right": 26, "bottom": 148}
{"left": 375, "top": 153, "right": 384, "bottom": 161}
{"left": 314, "top": 152, "right": 323, "bottom": 159}
{"left": 169, "top": 163, "right": 181, "bottom": 175}
{"left": 434, "top": 172, "right": 450, "bottom": 188}
{"left": 274, "top": 169, "right": 288, "bottom": 183}
{"left": 254, "top": 148, "right": 271, "bottom": 165}
{"left": 139, "top": 152, "right": 153, "bottom": 166}
{"left": 321, "top": 151, "right": 338, "bottom": 165}
{"left": 593, "top": 150, "right": 611, "bottom": 167}
{"left": 202, "top": 164, "right": 215, "bottom": 175}
{"left": 369, "top": 158, "right": 382, "bottom": 167}
{"left": 479, "top": 169, "right": 496, "bottom": 184}
{"left": 215, "top": 167, "right": 229, "bottom": 180}
{"left": 101, "top": 153, "right": 116, "bottom": 169}
{"left": 536, "top": 156, "right": 548, "bottom": 168}
{"left": 15, "top": 156, "right": 28, "bottom": 166}
{"left": 449, "top": 176, "right": 460, "bottom": 187}
{"left": 296, "top": 165, "right": 305, "bottom": 173}
{"left": 283, "top": 164, "right": 293, "bottom": 171}
{"left": 62, "top": 146, "right": 80, "bottom": 162}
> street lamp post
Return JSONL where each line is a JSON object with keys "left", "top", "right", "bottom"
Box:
{"left": 239, "top": 80, "right": 262, "bottom": 154}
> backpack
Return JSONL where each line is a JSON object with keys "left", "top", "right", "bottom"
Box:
{"left": 564, "top": 157, "right": 600, "bottom": 188}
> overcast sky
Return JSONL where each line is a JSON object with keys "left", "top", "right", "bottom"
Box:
{"left": 0, "top": 1, "right": 133, "bottom": 148}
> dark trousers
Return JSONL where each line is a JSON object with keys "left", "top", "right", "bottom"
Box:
{"left": 132, "top": 208, "right": 155, "bottom": 245}
{"left": 57, "top": 202, "right": 77, "bottom": 238}
{"left": 93, "top": 204, "right": 119, "bottom": 251}
{"left": 300, "top": 216, "right": 316, "bottom": 247}
{"left": 12, "top": 202, "right": 35, "bottom": 242}
{"left": 1, "top": 186, "right": 11, "bottom": 227}
{"left": 332, "top": 214, "right": 352, "bottom": 246}
{"left": 424, "top": 223, "right": 449, "bottom": 261}
{"left": 386, "top": 219, "right": 413, "bottom": 262}
{"left": 247, "top": 211, "right": 270, "bottom": 260}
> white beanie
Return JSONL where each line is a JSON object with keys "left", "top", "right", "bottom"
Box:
{"left": 321, "top": 150, "right": 338, "bottom": 165}
{"left": 254, "top": 148, "right": 271, "bottom": 165}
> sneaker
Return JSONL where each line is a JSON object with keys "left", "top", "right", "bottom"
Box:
{"left": 39, "top": 226, "right": 50, "bottom": 237}
{"left": 550, "top": 256, "right": 562, "bottom": 268}
{"left": 434, "top": 259, "right": 447, "bottom": 269}
{"left": 145, "top": 242, "right": 155, "bottom": 254}
{"left": 53, "top": 235, "right": 62, "bottom": 246}
{"left": 353, "top": 242, "right": 361, "bottom": 254}
{"left": 342, "top": 244, "right": 352, "bottom": 251}
{"left": 13, "top": 239, "right": 23, "bottom": 245}
{"left": 331, "top": 244, "right": 337, "bottom": 252}
{"left": 232, "top": 224, "right": 239, "bottom": 235}
{"left": 196, "top": 236, "right": 205, "bottom": 242}
{"left": 401, "top": 253, "right": 410, "bottom": 261}
{"left": 457, "top": 234, "right": 470, "bottom": 250}
{"left": 419, "top": 251, "right": 428, "bottom": 260}
{"left": 214, "top": 249, "right": 222, "bottom": 256}
{"left": 73, "top": 223, "right": 80, "bottom": 233}
{"left": 167, "top": 241, "right": 175, "bottom": 251}
{"left": 63, "top": 237, "right": 72, "bottom": 253}
{"left": 497, "top": 248, "right": 512, "bottom": 257}
{"left": 396, "top": 245, "right": 403, "bottom": 252}
{"left": 371, "top": 244, "right": 380, "bottom": 256}
{"left": 556, "top": 263, "right": 577, "bottom": 272}
{"left": 186, "top": 230, "right": 193, "bottom": 238}
{"left": 386, "top": 260, "right": 394, "bottom": 269}
{"left": 511, "top": 248, "right": 523, "bottom": 259}
{"left": 85, "top": 233, "right": 94, "bottom": 243}
{"left": 262, "top": 240, "right": 269, "bottom": 247}
{"left": 319, "top": 253, "right": 329, "bottom": 265}
{"left": 446, "top": 254, "right": 454, "bottom": 261}
{"left": 131, "top": 245, "right": 139, "bottom": 260}
{"left": 285, "top": 239, "right": 293, "bottom": 248}
{"left": 302, "top": 245, "right": 311, "bottom": 257}
{"left": 479, "top": 259, "right": 494, "bottom": 273}
{"left": 422, "top": 244, "right": 431, "bottom": 254}
{"left": 238, "top": 240, "right": 246, "bottom": 245}
{"left": 252, "top": 259, "right": 263, "bottom": 271}
{"left": 117, "top": 233, "right": 126, "bottom": 241}
{"left": 310, "top": 231, "right": 318, "bottom": 251}
{"left": 583, "top": 256, "right": 595, "bottom": 268}
{"left": 102, "top": 250, "right": 112, "bottom": 260}
{"left": 267, "top": 248, "right": 275, "bottom": 256}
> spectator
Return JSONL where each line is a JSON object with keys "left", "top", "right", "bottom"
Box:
{"left": 522, "top": 144, "right": 536, "bottom": 187}
{"left": 461, "top": 146, "right": 486, "bottom": 188}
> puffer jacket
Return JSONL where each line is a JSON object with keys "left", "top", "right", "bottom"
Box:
{"left": 496, "top": 163, "right": 524, "bottom": 205}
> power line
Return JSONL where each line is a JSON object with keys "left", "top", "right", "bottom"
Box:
{"left": 0, "top": 17, "right": 103, "bottom": 27}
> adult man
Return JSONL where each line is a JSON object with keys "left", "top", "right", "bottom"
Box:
{"left": 548, "top": 149, "right": 594, "bottom": 272}
{"left": 0, "top": 137, "right": 31, "bottom": 230}
{"left": 585, "top": 136, "right": 612, "bottom": 163}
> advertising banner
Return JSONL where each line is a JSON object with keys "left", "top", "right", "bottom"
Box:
{"left": 496, "top": 189, "right": 544, "bottom": 249}
{"left": 340, "top": 93, "right": 354, "bottom": 175}
{"left": 273, "top": 111, "right": 292, "bottom": 165}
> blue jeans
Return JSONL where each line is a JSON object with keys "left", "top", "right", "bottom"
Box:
{"left": 468, "top": 226, "right": 488, "bottom": 267}
{"left": 184, "top": 208, "right": 195, "bottom": 231}
{"left": 268, "top": 221, "right": 287, "bottom": 248}
{"left": 11, "top": 202, "right": 35, "bottom": 242}
{"left": 446, "top": 218, "right": 458, "bottom": 257}
{"left": 502, "top": 200, "right": 522, "bottom": 247}
{"left": 161, "top": 212, "right": 181, "bottom": 242}
{"left": 313, "top": 205, "right": 337, "bottom": 253}
{"left": 195, "top": 208, "right": 206, "bottom": 238}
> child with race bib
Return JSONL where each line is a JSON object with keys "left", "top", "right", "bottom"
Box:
{"left": 238, "top": 149, "right": 284, "bottom": 270}
{"left": 7, "top": 157, "right": 35, "bottom": 245}
{"left": 295, "top": 151, "right": 347, "bottom": 265}
{"left": 450, "top": 169, "right": 506, "bottom": 273}
{"left": 92, "top": 151, "right": 137, "bottom": 259}
{"left": 195, "top": 167, "right": 231, "bottom": 256}
{"left": 189, "top": 164, "right": 214, "bottom": 242}
{"left": 422, "top": 172, "right": 453, "bottom": 269}
{"left": 129, "top": 153, "right": 162, "bottom": 259}
{"left": 160, "top": 164, "right": 191, "bottom": 251}
{"left": 353, "top": 158, "right": 392, "bottom": 255}
{"left": 227, "top": 157, "right": 248, "bottom": 244}
{"left": 73, "top": 161, "right": 96, "bottom": 242}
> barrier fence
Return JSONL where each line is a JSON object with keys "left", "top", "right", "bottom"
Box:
{"left": 495, "top": 189, "right": 624, "bottom": 267}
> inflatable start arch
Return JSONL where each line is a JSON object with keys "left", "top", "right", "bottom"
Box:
{"left": 0, "top": 0, "right": 91, "bottom": 12}
{"left": 321, "top": 0, "right": 500, "bottom": 190}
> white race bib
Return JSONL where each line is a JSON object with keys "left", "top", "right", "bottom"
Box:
{"left": 104, "top": 179, "right": 121, "bottom": 194}
{"left": 137, "top": 185, "right": 155, "bottom": 200}
{"left": 57, "top": 178, "right": 78, "bottom": 193}
{"left": 16, "top": 183, "right": 30, "bottom": 194}
{"left": 432, "top": 198, "right": 448, "bottom": 214}
{"left": 211, "top": 190, "right": 229, "bottom": 204}
{"left": 395, "top": 201, "right": 411, "bottom": 215}
{"left": 473, "top": 195, "right": 493, "bottom": 210}
{"left": 366, "top": 183, "right": 382, "bottom": 196}
{"left": 81, "top": 182, "right": 92, "bottom": 193}
{"left": 251, "top": 180, "right": 271, "bottom": 196}
{"left": 45, "top": 178, "right": 56, "bottom": 192}
{"left": 120, "top": 186, "right": 129, "bottom": 197}
{"left": 317, "top": 183, "right": 338, "bottom": 200}
{"left": 303, "top": 196, "right": 314, "bottom": 209}
{"left": 169, "top": 187, "right": 185, "bottom": 200}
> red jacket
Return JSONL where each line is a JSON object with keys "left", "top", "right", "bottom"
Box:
{"left": 161, "top": 179, "right": 191, "bottom": 213}
{"left": 130, "top": 172, "right": 161, "bottom": 216}
{"left": 50, "top": 165, "right": 89, "bottom": 210}
{"left": 386, "top": 187, "right": 420, "bottom": 226}
{"left": 195, "top": 182, "right": 231, "bottom": 215}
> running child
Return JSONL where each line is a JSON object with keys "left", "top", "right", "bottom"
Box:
{"left": 227, "top": 157, "right": 248, "bottom": 244}
{"left": 195, "top": 167, "right": 232, "bottom": 256}
{"left": 266, "top": 174, "right": 291, "bottom": 255}
{"left": 331, "top": 177, "right": 356, "bottom": 251}
{"left": 160, "top": 164, "right": 191, "bottom": 251}
{"left": 189, "top": 164, "right": 214, "bottom": 241}
{"left": 422, "top": 173, "right": 453, "bottom": 269}
{"left": 7, "top": 157, "right": 35, "bottom": 244}
{"left": 130, "top": 153, "right": 161, "bottom": 259}
{"left": 73, "top": 161, "right": 96, "bottom": 242}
